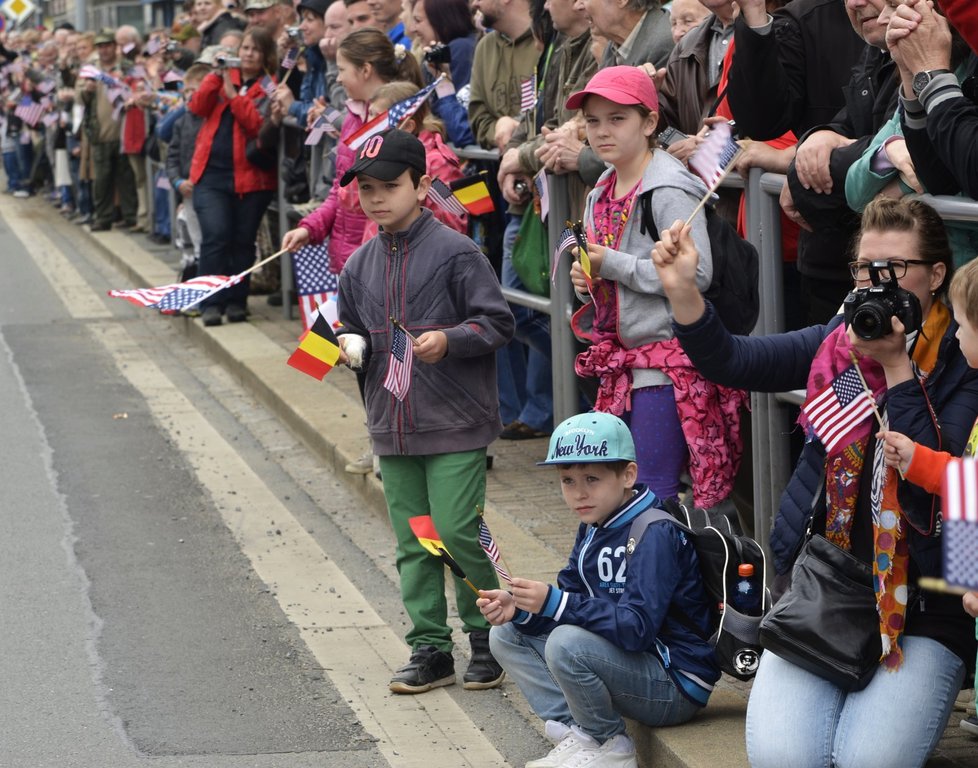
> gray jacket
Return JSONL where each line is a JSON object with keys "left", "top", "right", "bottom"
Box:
{"left": 337, "top": 209, "right": 515, "bottom": 455}
{"left": 581, "top": 149, "right": 712, "bottom": 388}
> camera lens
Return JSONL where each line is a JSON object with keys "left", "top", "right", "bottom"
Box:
{"left": 851, "top": 303, "right": 891, "bottom": 340}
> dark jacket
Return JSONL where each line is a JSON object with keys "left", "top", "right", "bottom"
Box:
{"left": 726, "top": 0, "right": 864, "bottom": 140}
{"left": 673, "top": 301, "right": 978, "bottom": 578}
{"left": 199, "top": 11, "right": 246, "bottom": 49}
{"left": 165, "top": 106, "right": 203, "bottom": 188}
{"left": 337, "top": 209, "right": 515, "bottom": 456}
{"left": 657, "top": 14, "right": 719, "bottom": 135}
{"left": 902, "top": 60, "right": 978, "bottom": 200}
{"left": 288, "top": 44, "right": 328, "bottom": 127}
{"left": 513, "top": 485, "right": 721, "bottom": 706}
{"left": 188, "top": 70, "right": 277, "bottom": 194}
{"left": 786, "top": 47, "right": 899, "bottom": 282}
{"left": 599, "top": 7, "right": 673, "bottom": 69}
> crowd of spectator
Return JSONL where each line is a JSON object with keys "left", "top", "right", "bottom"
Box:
{"left": 3, "top": 0, "right": 978, "bottom": 764}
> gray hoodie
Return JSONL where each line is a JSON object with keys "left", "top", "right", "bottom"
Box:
{"left": 582, "top": 148, "right": 713, "bottom": 389}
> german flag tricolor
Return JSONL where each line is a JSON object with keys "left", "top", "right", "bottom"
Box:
{"left": 449, "top": 173, "right": 496, "bottom": 216}
{"left": 407, "top": 515, "right": 481, "bottom": 595}
{"left": 287, "top": 313, "right": 341, "bottom": 380}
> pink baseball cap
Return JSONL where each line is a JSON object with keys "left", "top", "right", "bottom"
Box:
{"left": 565, "top": 65, "right": 659, "bottom": 113}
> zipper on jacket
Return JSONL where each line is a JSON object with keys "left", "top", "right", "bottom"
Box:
{"left": 577, "top": 527, "right": 597, "bottom": 597}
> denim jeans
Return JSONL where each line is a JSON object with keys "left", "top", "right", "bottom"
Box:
{"left": 489, "top": 622, "right": 700, "bottom": 743}
{"left": 193, "top": 170, "right": 273, "bottom": 311}
{"left": 497, "top": 214, "right": 553, "bottom": 432}
{"left": 3, "top": 150, "right": 21, "bottom": 191}
{"left": 745, "top": 638, "right": 966, "bottom": 768}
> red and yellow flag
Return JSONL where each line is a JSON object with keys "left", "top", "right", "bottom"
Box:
{"left": 408, "top": 515, "right": 445, "bottom": 557}
{"left": 450, "top": 174, "right": 495, "bottom": 216}
{"left": 287, "top": 313, "right": 341, "bottom": 380}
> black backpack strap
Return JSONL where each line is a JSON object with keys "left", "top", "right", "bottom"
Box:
{"left": 626, "top": 507, "right": 710, "bottom": 642}
{"left": 637, "top": 189, "right": 658, "bottom": 239}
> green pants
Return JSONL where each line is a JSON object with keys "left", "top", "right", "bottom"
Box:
{"left": 92, "top": 141, "right": 137, "bottom": 228}
{"left": 380, "top": 449, "right": 497, "bottom": 652}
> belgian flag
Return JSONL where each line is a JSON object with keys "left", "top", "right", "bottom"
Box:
{"left": 449, "top": 173, "right": 496, "bottom": 216}
{"left": 287, "top": 314, "right": 341, "bottom": 380}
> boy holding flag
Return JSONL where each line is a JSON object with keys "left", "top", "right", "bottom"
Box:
{"left": 318, "top": 128, "right": 515, "bottom": 693}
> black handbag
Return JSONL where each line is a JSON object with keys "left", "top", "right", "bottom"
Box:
{"left": 759, "top": 534, "right": 882, "bottom": 692}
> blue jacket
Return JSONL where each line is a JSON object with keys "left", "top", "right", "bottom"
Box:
{"left": 513, "top": 485, "right": 721, "bottom": 706}
{"left": 674, "top": 301, "right": 978, "bottom": 576}
{"left": 289, "top": 45, "right": 328, "bottom": 127}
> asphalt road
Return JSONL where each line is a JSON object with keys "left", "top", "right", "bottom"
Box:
{"left": 0, "top": 198, "right": 545, "bottom": 768}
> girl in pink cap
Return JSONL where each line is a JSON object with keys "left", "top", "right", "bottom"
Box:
{"left": 565, "top": 65, "right": 747, "bottom": 511}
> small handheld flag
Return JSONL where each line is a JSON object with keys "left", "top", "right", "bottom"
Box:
{"left": 383, "top": 323, "right": 414, "bottom": 401}
{"left": 108, "top": 274, "right": 236, "bottom": 314}
{"left": 449, "top": 173, "right": 495, "bottom": 216}
{"left": 287, "top": 313, "right": 341, "bottom": 380}
{"left": 569, "top": 220, "right": 593, "bottom": 293}
{"left": 800, "top": 365, "right": 876, "bottom": 454}
{"left": 426, "top": 178, "right": 467, "bottom": 217}
{"left": 684, "top": 121, "right": 742, "bottom": 226}
{"left": 533, "top": 168, "right": 549, "bottom": 223}
{"left": 937, "top": 458, "right": 978, "bottom": 593}
{"left": 345, "top": 77, "right": 443, "bottom": 150}
{"left": 281, "top": 46, "right": 300, "bottom": 71}
{"left": 519, "top": 75, "right": 536, "bottom": 114}
{"left": 478, "top": 517, "right": 511, "bottom": 584}
{"left": 292, "top": 241, "right": 338, "bottom": 330}
{"left": 408, "top": 515, "right": 481, "bottom": 595}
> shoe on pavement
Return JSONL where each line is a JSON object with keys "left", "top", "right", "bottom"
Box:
{"left": 12, "top": 190, "right": 29, "bottom": 198}
{"left": 389, "top": 645, "right": 455, "bottom": 694}
{"left": 89, "top": 221, "right": 112, "bottom": 232}
{"left": 562, "top": 732, "right": 636, "bottom": 768}
{"left": 345, "top": 451, "right": 373, "bottom": 474}
{"left": 525, "top": 721, "right": 584, "bottom": 768}
{"left": 463, "top": 630, "right": 504, "bottom": 690}
{"left": 226, "top": 305, "right": 248, "bottom": 323}
{"left": 961, "top": 716, "right": 978, "bottom": 738}
{"left": 202, "top": 306, "right": 223, "bottom": 327}
{"left": 500, "top": 420, "right": 550, "bottom": 440}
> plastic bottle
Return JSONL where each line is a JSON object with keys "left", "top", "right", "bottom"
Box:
{"left": 730, "top": 563, "right": 762, "bottom": 615}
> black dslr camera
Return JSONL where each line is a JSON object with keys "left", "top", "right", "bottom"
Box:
{"left": 842, "top": 260, "right": 922, "bottom": 340}
{"left": 424, "top": 43, "right": 452, "bottom": 66}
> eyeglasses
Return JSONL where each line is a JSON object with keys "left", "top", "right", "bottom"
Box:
{"left": 848, "top": 259, "right": 935, "bottom": 281}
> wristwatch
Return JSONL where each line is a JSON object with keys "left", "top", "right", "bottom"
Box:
{"left": 911, "top": 69, "right": 952, "bottom": 97}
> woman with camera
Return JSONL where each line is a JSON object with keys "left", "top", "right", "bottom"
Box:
{"left": 188, "top": 27, "right": 280, "bottom": 327}
{"left": 412, "top": 0, "right": 478, "bottom": 147}
{"left": 650, "top": 196, "right": 977, "bottom": 768}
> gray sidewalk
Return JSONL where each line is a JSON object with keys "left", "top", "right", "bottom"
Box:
{"left": 79, "top": 211, "right": 977, "bottom": 768}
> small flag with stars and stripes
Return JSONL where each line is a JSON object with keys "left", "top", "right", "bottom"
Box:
{"left": 478, "top": 518, "right": 511, "bottom": 583}
{"left": 383, "top": 324, "right": 414, "bottom": 401}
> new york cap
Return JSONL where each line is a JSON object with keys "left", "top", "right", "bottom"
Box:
{"left": 340, "top": 128, "right": 427, "bottom": 187}
{"left": 538, "top": 412, "right": 636, "bottom": 466}
{"left": 565, "top": 65, "right": 658, "bottom": 113}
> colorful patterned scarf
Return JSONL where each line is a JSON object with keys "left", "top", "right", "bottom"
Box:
{"left": 804, "top": 302, "right": 951, "bottom": 669}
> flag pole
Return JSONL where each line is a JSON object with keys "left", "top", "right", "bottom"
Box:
{"left": 684, "top": 147, "right": 743, "bottom": 227}
{"left": 390, "top": 316, "right": 421, "bottom": 347}
{"left": 281, "top": 47, "right": 303, "bottom": 87}
{"left": 918, "top": 577, "right": 970, "bottom": 595}
{"left": 848, "top": 350, "right": 904, "bottom": 480}
{"left": 180, "top": 247, "right": 291, "bottom": 313}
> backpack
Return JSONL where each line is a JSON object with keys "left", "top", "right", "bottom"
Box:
{"left": 625, "top": 499, "right": 769, "bottom": 680}
{"left": 638, "top": 190, "right": 760, "bottom": 336}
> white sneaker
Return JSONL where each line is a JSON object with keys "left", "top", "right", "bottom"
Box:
{"left": 525, "top": 721, "right": 584, "bottom": 768}
{"left": 12, "top": 190, "right": 29, "bottom": 198}
{"left": 344, "top": 451, "right": 373, "bottom": 474}
{"left": 562, "top": 733, "right": 637, "bottom": 768}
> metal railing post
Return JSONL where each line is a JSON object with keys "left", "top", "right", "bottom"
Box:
{"left": 278, "top": 124, "right": 294, "bottom": 320}
{"left": 546, "top": 173, "right": 578, "bottom": 425}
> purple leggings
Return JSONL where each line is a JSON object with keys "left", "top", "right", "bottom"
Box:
{"left": 620, "top": 384, "right": 688, "bottom": 501}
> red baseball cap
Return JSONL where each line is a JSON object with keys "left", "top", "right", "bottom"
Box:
{"left": 565, "top": 65, "right": 659, "bottom": 113}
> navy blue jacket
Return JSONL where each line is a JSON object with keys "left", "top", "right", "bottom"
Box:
{"left": 289, "top": 45, "right": 328, "bottom": 127}
{"left": 674, "top": 302, "right": 978, "bottom": 576}
{"left": 513, "top": 485, "right": 721, "bottom": 706}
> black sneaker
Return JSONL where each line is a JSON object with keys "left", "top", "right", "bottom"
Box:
{"left": 226, "top": 305, "right": 248, "bottom": 323}
{"left": 202, "top": 306, "right": 223, "bottom": 327}
{"left": 389, "top": 645, "right": 455, "bottom": 694}
{"left": 463, "top": 630, "right": 504, "bottom": 690}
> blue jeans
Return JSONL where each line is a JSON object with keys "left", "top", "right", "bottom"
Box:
{"left": 193, "top": 171, "right": 273, "bottom": 311}
{"left": 746, "top": 639, "right": 966, "bottom": 768}
{"left": 498, "top": 214, "right": 553, "bottom": 432}
{"left": 3, "top": 150, "right": 21, "bottom": 191}
{"left": 489, "top": 622, "right": 700, "bottom": 744}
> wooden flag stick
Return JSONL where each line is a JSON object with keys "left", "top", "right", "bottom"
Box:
{"left": 181, "top": 247, "right": 290, "bottom": 313}
{"left": 390, "top": 316, "right": 421, "bottom": 346}
{"left": 918, "top": 577, "right": 971, "bottom": 596}
{"left": 684, "top": 147, "right": 743, "bottom": 227}
{"left": 848, "top": 350, "right": 904, "bottom": 480}
{"left": 280, "top": 48, "right": 303, "bottom": 87}
{"left": 437, "top": 548, "right": 482, "bottom": 596}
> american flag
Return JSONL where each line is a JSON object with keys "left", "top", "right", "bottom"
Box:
{"left": 426, "top": 178, "right": 467, "bottom": 217}
{"left": 14, "top": 97, "right": 44, "bottom": 127}
{"left": 281, "top": 46, "right": 299, "bottom": 71}
{"left": 801, "top": 366, "right": 876, "bottom": 454}
{"left": 941, "top": 458, "right": 978, "bottom": 591}
{"left": 78, "top": 65, "right": 125, "bottom": 90}
{"left": 144, "top": 36, "right": 163, "bottom": 56}
{"left": 163, "top": 68, "right": 185, "bottom": 84}
{"left": 534, "top": 168, "right": 549, "bottom": 223}
{"left": 345, "top": 77, "right": 442, "bottom": 150}
{"left": 519, "top": 75, "right": 536, "bottom": 113}
{"left": 107, "top": 274, "right": 234, "bottom": 314}
{"left": 292, "top": 241, "right": 338, "bottom": 330}
{"left": 551, "top": 226, "right": 578, "bottom": 286}
{"left": 35, "top": 78, "right": 56, "bottom": 95}
{"left": 688, "top": 120, "right": 741, "bottom": 189}
{"left": 478, "top": 519, "right": 511, "bottom": 583}
{"left": 305, "top": 106, "right": 341, "bottom": 145}
{"left": 258, "top": 74, "right": 277, "bottom": 96}
{"left": 383, "top": 324, "right": 414, "bottom": 401}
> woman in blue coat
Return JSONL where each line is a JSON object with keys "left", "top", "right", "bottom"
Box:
{"left": 650, "top": 196, "right": 977, "bottom": 768}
